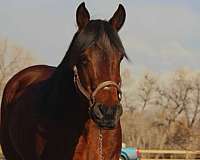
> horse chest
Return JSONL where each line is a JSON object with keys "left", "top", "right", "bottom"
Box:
{"left": 73, "top": 137, "right": 120, "bottom": 160}
{"left": 73, "top": 135, "right": 101, "bottom": 160}
{"left": 72, "top": 126, "right": 121, "bottom": 160}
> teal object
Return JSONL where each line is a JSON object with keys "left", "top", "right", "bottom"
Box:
{"left": 120, "top": 147, "right": 140, "bottom": 160}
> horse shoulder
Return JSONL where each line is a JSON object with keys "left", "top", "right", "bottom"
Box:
{"left": 2, "top": 65, "right": 55, "bottom": 105}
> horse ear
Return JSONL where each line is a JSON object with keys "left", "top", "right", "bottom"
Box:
{"left": 76, "top": 2, "right": 90, "bottom": 30}
{"left": 109, "top": 4, "right": 126, "bottom": 31}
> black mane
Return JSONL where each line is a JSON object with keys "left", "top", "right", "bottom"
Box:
{"left": 58, "top": 20, "right": 127, "bottom": 69}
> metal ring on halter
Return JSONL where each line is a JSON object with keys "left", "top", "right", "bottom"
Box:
{"left": 73, "top": 65, "right": 122, "bottom": 108}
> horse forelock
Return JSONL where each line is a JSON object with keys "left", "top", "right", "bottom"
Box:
{"left": 59, "top": 19, "right": 127, "bottom": 68}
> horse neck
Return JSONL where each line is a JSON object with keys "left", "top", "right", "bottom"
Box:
{"left": 75, "top": 119, "right": 122, "bottom": 159}
{"left": 46, "top": 67, "right": 73, "bottom": 101}
{"left": 43, "top": 64, "right": 88, "bottom": 122}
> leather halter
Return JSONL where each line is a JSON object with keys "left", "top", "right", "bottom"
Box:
{"left": 73, "top": 66, "right": 122, "bottom": 107}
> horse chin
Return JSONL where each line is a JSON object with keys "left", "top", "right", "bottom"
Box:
{"left": 95, "top": 120, "right": 118, "bottom": 130}
{"left": 98, "top": 125, "right": 116, "bottom": 130}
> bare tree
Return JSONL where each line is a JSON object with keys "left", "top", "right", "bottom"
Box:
{"left": 121, "top": 68, "right": 137, "bottom": 111}
{"left": 138, "top": 73, "right": 157, "bottom": 111}
{"left": 190, "top": 73, "right": 200, "bottom": 128}
{"left": 121, "top": 69, "right": 200, "bottom": 150}
{"left": 156, "top": 70, "right": 193, "bottom": 127}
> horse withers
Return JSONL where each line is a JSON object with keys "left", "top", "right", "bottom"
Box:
{"left": 1, "top": 2, "right": 127, "bottom": 160}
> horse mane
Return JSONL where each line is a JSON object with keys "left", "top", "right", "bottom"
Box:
{"left": 59, "top": 19, "right": 127, "bottom": 69}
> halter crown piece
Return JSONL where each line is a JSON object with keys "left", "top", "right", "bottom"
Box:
{"left": 73, "top": 65, "right": 122, "bottom": 108}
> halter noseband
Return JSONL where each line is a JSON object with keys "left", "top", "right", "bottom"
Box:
{"left": 73, "top": 66, "right": 122, "bottom": 107}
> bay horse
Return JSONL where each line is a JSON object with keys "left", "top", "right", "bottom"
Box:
{"left": 1, "top": 2, "right": 127, "bottom": 160}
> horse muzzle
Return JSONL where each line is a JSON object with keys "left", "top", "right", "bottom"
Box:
{"left": 89, "top": 102, "right": 123, "bottom": 129}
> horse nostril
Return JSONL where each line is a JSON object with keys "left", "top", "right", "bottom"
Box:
{"left": 99, "top": 104, "right": 107, "bottom": 115}
{"left": 99, "top": 105, "right": 116, "bottom": 117}
{"left": 92, "top": 103, "right": 122, "bottom": 121}
{"left": 93, "top": 103, "right": 104, "bottom": 120}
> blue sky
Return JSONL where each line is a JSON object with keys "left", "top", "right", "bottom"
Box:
{"left": 0, "top": 0, "right": 200, "bottom": 73}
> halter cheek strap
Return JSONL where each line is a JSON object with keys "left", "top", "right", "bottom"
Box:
{"left": 73, "top": 66, "right": 122, "bottom": 107}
